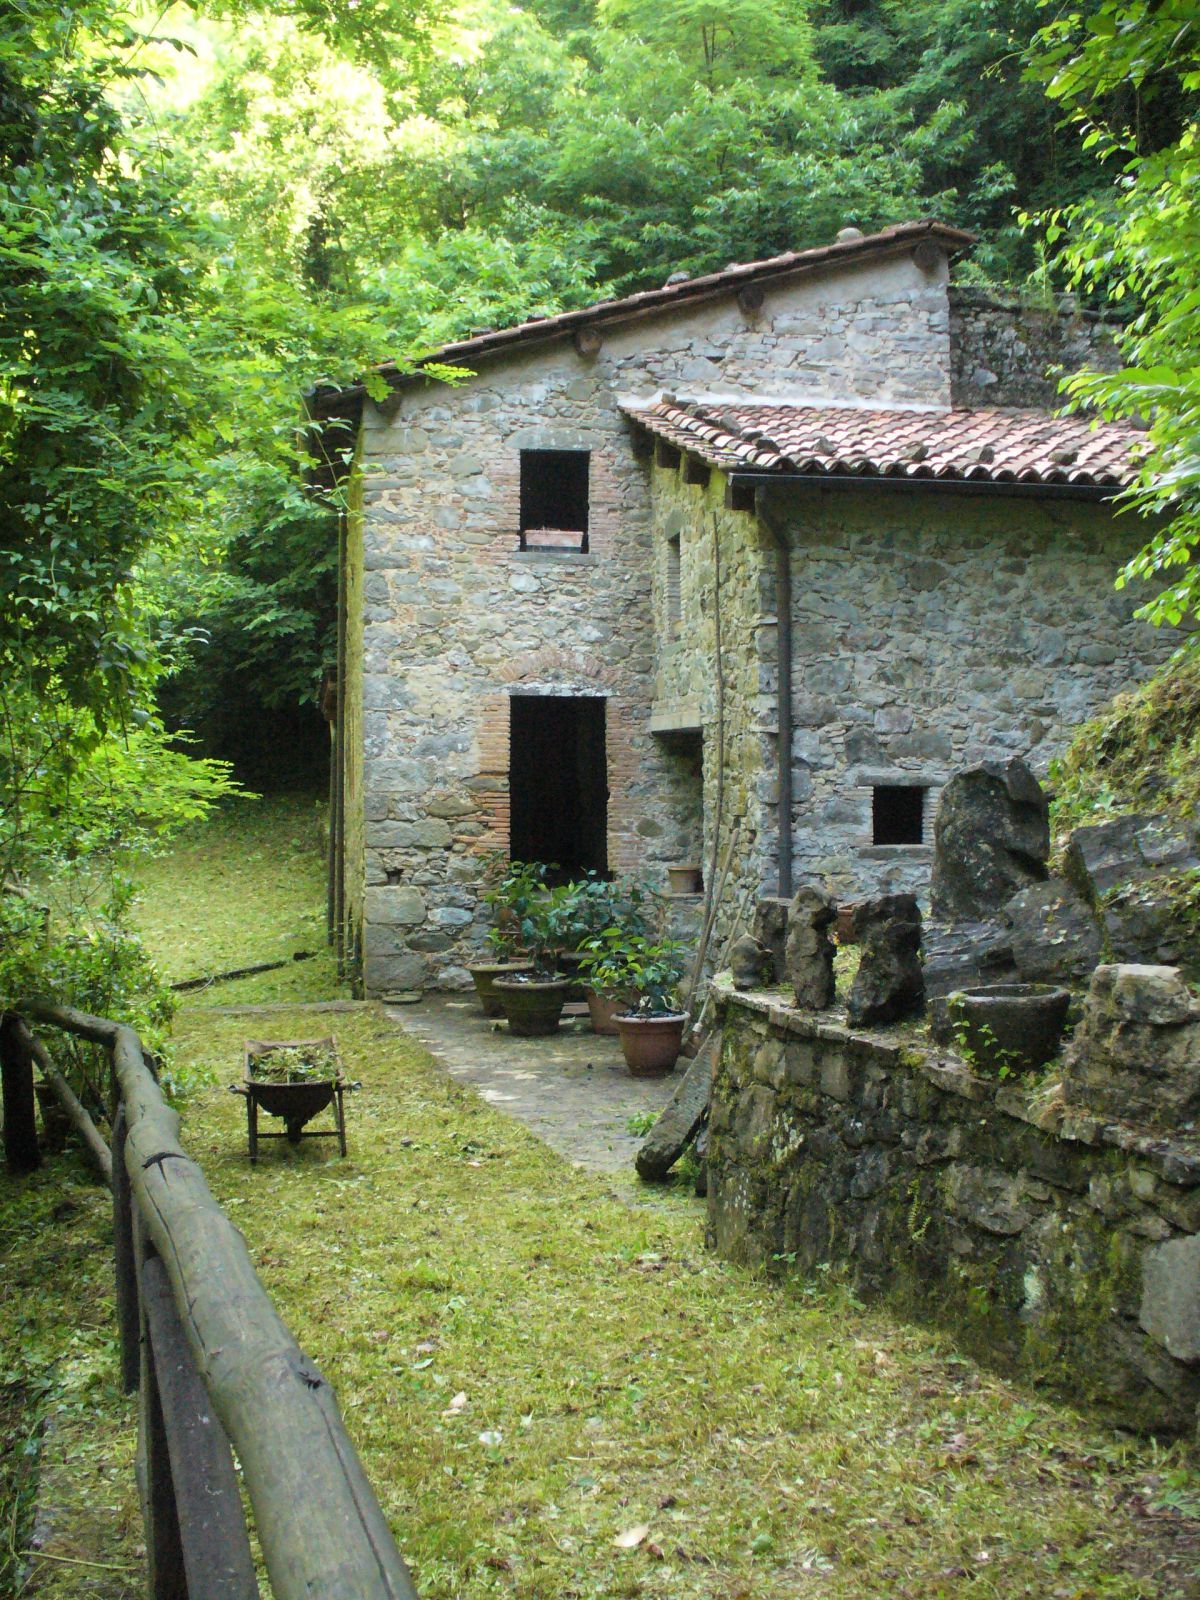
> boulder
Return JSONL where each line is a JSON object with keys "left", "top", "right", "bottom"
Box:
{"left": 729, "top": 935, "right": 772, "bottom": 991}
{"left": 929, "top": 758, "right": 1050, "bottom": 922}
{"left": 1003, "top": 879, "right": 1102, "bottom": 987}
{"left": 1066, "top": 813, "right": 1200, "bottom": 973}
{"left": 846, "top": 893, "right": 924, "bottom": 1027}
{"left": 752, "top": 898, "right": 791, "bottom": 983}
{"left": 922, "top": 918, "right": 1017, "bottom": 1000}
{"left": 785, "top": 885, "right": 837, "bottom": 1010}
{"left": 1066, "top": 813, "right": 1199, "bottom": 899}
{"left": 1062, "top": 964, "right": 1200, "bottom": 1130}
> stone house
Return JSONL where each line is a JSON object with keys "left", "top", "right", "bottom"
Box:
{"left": 311, "top": 221, "right": 1176, "bottom": 997}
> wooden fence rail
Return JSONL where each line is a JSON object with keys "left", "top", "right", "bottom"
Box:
{"left": 4, "top": 999, "right": 420, "bottom": 1600}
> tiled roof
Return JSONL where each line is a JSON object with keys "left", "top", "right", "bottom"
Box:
{"left": 310, "top": 221, "right": 974, "bottom": 414}
{"left": 621, "top": 398, "right": 1145, "bottom": 491}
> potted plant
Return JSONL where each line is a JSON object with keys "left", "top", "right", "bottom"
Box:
{"left": 466, "top": 856, "right": 540, "bottom": 1016}
{"left": 553, "top": 872, "right": 656, "bottom": 1029}
{"left": 578, "top": 930, "right": 690, "bottom": 1074}
{"left": 490, "top": 867, "right": 574, "bottom": 1036}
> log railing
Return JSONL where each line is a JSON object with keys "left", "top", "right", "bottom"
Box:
{"left": 2, "top": 1000, "right": 419, "bottom": 1600}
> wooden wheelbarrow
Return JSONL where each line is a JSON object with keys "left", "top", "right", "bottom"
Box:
{"left": 230, "top": 1037, "right": 354, "bottom": 1163}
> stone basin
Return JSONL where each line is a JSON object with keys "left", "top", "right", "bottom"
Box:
{"left": 945, "top": 982, "right": 1071, "bottom": 1076}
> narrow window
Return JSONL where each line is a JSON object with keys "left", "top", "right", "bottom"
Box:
{"left": 666, "top": 533, "right": 681, "bottom": 635}
{"left": 520, "top": 449, "right": 589, "bottom": 551}
{"left": 872, "top": 785, "right": 925, "bottom": 845}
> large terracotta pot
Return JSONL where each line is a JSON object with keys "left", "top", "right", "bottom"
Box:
{"left": 585, "top": 988, "right": 622, "bottom": 1036}
{"left": 493, "top": 975, "right": 572, "bottom": 1037}
{"left": 613, "top": 1012, "right": 686, "bottom": 1076}
{"left": 468, "top": 961, "right": 533, "bottom": 1017}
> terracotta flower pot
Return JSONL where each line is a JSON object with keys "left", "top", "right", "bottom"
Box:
{"left": 493, "top": 975, "right": 572, "bottom": 1037}
{"left": 585, "top": 988, "right": 622, "bottom": 1036}
{"left": 613, "top": 1012, "right": 686, "bottom": 1076}
{"left": 468, "top": 961, "right": 533, "bottom": 1017}
{"left": 666, "top": 864, "right": 703, "bottom": 896}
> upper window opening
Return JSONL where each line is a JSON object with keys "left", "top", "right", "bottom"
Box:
{"left": 520, "top": 450, "right": 589, "bottom": 552}
{"left": 872, "top": 784, "right": 925, "bottom": 845}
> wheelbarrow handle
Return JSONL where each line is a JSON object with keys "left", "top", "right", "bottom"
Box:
{"left": 228, "top": 1083, "right": 249, "bottom": 1095}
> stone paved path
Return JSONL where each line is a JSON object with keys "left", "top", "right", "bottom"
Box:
{"left": 384, "top": 995, "right": 679, "bottom": 1172}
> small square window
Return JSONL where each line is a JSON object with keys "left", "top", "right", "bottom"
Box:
{"left": 872, "top": 785, "right": 925, "bottom": 845}
{"left": 520, "top": 449, "right": 589, "bottom": 551}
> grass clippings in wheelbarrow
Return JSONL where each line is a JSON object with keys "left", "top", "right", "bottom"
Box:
{"left": 247, "top": 1043, "right": 339, "bottom": 1083}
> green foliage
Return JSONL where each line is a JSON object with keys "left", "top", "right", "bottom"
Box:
{"left": 1027, "top": 0, "right": 1200, "bottom": 631}
{"left": 1049, "top": 656, "right": 1200, "bottom": 837}
{"left": 483, "top": 859, "right": 559, "bottom": 969}
{"left": 579, "top": 928, "right": 689, "bottom": 1014}
{"left": 0, "top": 0, "right": 216, "bottom": 729}
{"left": 550, "top": 870, "right": 656, "bottom": 953}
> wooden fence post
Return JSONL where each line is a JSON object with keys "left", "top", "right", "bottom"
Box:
{"left": 138, "top": 1246, "right": 188, "bottom": 1600}
{"left": 112, "top": 1107, "right": 139, "bottom": 1394}
{"left": 140, "top": 1255, "right": 257, "bottom": 1599}
{"left": 1, "top": 1011, "right": 40, "bottom": 1173}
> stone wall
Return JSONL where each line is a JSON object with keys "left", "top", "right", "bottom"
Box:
{"left": 771, "top": 486, "right": 1179, "bottom": 907}
{"left": 950, "top": 286, "right": 1123, "bottom": 409}
{"left": 707, "top": 984, "right": 1200, "bottom": 1436}
{"left": 651, "top": 465, "right": 779, "bottom": 951}
{"left": 348, "top": 249, "right": 954, "bottom": 991}
{"left": 343, "top": 452, "right": 366, "bottom": 967}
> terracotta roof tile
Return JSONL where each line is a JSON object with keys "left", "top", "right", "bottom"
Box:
{"left": 621, "top": 399, "right": 1145, "bottom": 492}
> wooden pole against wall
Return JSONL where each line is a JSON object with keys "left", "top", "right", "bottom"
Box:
{"left": 0, "top": 1011, "right": 40, "bottom": 1173}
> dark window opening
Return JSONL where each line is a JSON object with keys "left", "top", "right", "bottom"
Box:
{"left": 509, "top": 695, "right": 608, "bottom": 881}
{"left": 520, "top": 449, "right": 589, "bottom": 552}
{"left": 872, "top": 785, "right": 925, "bottom": 845}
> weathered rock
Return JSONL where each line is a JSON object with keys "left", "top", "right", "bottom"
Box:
{"left": 1002, "top": 878, "right": 1102, "bottom": 987}
{"left": 784, "top": 885, "right": 837, "bottom": 1010}
{"left": 692, "top": 1120, "right": 709, "bottom": 1197}
{"left": 729, "top": 935, "right": 772, "bottom": 991}
{"left": 1063, "top": 964, "right": 1200, "bottom": 1129}
{"left": 923, "top": 920, "right": 1017, "bottom": 1044}
{"left": 846, "top": 893, "right": 924, "bottom": 1027}
{"left": 1066, "top": 813, "right": 1200, "bottom": 973}
{"left": 1139, "top": 1235, "right": 1200, "bottom": 1362}
{"left": 1067, "top": 813, "right": 1199, "bottom": 898}
{"left": 929, "top": 758, "right": 1050, "bottom": 922}
{"left": 752, "top": 898, "right": 791, "bottom": 983}
{"left": 635, "top": 1037, "right": 717, "bottom": 1181}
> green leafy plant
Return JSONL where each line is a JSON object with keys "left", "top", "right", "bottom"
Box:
{"left": 483, "top": 860, "right": 568, "bottom": 975}
{"left": 578, "top": 929, "right": 689, "bottom": 1015}
{"left": 552, "top": 871, "right": 657, "bottom": 954}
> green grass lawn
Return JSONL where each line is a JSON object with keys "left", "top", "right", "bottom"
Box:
{"left": 5, "top": 798, "right": 1200, "bottom": 1598}
{"left": 132, "top": 792, "right": 346, "bottom": 1005}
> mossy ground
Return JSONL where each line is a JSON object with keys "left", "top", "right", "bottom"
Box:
{"left": 3, "top": 797, "right": 1200, "bottom": 1597}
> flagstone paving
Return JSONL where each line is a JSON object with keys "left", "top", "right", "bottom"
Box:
{"left": 385, "top": 994, "right": 678, "bottom": 1173}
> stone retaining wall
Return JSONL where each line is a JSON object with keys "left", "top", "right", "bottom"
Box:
{"left": 707, "top": 983, "right": 1200, "bottom": 1436}
{"left": 949, "top": 286, "right": 1123, "bottom": 409}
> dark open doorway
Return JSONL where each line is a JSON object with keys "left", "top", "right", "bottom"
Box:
{"left": 509, "top": 695, "right": 608, "bottom": 881}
